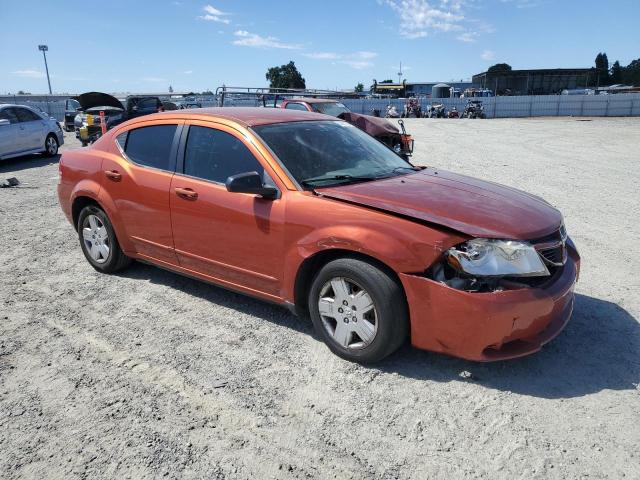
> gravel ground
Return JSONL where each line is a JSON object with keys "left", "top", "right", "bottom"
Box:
{"left": 1, "top": 117, "right": 639, "bottom": 479}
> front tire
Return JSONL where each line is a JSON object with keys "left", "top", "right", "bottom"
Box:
{"left": 308, "top": 258, "right": 408, "bottom": 363}
{"left": 43, "top": 134, "right": 58, "bottom": 157}
{"left": 77, "top": 205, "right": 132, "bottom": 273}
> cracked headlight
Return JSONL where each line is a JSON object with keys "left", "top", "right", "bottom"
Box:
{"left": 446, "top": 239, "right": 549, "bottom": 277}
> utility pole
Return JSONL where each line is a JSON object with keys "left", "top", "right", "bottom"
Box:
{"left": 38, "top": 45, "right": 52, "bottom": 94}
{"left": 397, "top": 61, "right": 403, "bottom": 84}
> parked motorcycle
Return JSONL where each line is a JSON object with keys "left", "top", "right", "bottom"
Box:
{"left": 385, "top": 104, "right": 400, "bottom": 118}
{"left": 401, "top": 97, "right": 422, "bottom": 118}
{"left": 426, "top": 103, "right": 446, "bottom": 118}
{"left": 462, "top": 100, "right": 486, "bottom": 119}
{"left": 448, "top": 106, "right": 459, "bottom": 118}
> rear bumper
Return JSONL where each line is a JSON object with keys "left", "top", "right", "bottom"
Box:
{"left": 400, "top": 245, "right": 580, "bottom": 361}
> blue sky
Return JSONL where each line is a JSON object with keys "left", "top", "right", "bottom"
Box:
{"left": 1, "top": 0, "right": 638, "bottom": 94}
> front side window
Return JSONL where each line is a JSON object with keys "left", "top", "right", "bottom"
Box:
{"left": 285, "top": 102, "right": 309, "bottom": 111}
{"left": 15, "top": 108, "right": 41, "bottom": 122}
{"left": 124, "top": 125, "right": 177, "bottom": 170}
{"left": 253, "top": 121, "right": 413, "bottom": 188}
{"left": 183, "top": 126, "right": 264, "bottom": 184}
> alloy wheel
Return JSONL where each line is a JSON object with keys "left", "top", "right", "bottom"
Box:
{"left": 82, "top": 214, "right": 110, "bottom": 264}
{"left": 317, "top": 277, "right": 378, "bottom": 349}
{"left": 46, "top": 136, "right": 57, "bottom": 155}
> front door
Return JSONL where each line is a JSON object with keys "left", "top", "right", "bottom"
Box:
{"left": 14, "top": 107, "right": 46, "bottom": 151}
{"left": 100, "top": 121, "right": 182, "bottom": 265}
{"left": 170, "top": 123, "right": 285, "bottom": 298}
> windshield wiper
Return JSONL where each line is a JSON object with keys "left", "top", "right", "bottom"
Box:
{"left": 300, "top": 174, "right": 377, "bottom": 187}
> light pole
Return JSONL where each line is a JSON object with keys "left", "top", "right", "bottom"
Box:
{"left": 38, "top": 44, "right": 52, "bottom": 94}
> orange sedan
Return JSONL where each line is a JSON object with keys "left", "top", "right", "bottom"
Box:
{"left": 58, "top": 108, "right": 579, "bottom": 363}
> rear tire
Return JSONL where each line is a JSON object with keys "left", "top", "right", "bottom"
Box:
{"left": 43, "top": 134, "right": 58, "bottom": 157}
{"left": 77, "top": 205, "right": 132, "bottom": 273}
{"left": 308, "top": 258, "right": 408, "bottom": 363}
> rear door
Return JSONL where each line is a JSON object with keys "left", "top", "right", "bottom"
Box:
{"left": 14, "top": 107, "right": 46, "bottom": 150}
{"left": 169, "top": 122, "right": 285, "bottom": 297}
{"left": 0, "top": 108, "right": 24, "bottom": 156}
{"left": 100, "top": 121, "right": 182, "bottom": 265}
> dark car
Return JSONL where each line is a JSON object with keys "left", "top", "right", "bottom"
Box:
{"left": 64, "top": 98, "right": 81, "bottom": 132}
{"left": 74, "top": 92, "right": 163, "bottom": 146}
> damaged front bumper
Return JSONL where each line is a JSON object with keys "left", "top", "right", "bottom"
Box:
{"left": 400, "top": 242, "right": 580, "bottom": 361}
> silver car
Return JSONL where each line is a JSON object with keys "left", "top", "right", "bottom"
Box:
{"left": 0, "top": 104, "right": 64, "bottom": 160}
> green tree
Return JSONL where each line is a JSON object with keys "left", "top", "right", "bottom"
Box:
{"left": 380, "top": 79, "right": 393, "bottom": 83}
{"left": 354, "top": 82, "right": 364, "bottom": 92}
{"left": 265, "top": 61, "right": 306, "bottom": 89}
{"left": 610, "top": 61, "right": 623, "bottom": 84}
{"left": 622, "top": 59, "right": 640, "bottom": 86}
{"left": 595, "top": 53, "right": 610, "bottom": 85}
{"left": 487, "top": 63, "right": 512, "bottom": 73}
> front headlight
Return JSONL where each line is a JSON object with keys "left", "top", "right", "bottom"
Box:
{"left": 446, "top": 239, "right": 549, "bottom": 277}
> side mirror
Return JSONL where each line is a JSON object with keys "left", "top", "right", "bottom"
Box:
{"left": 0, "top": 119, "right": 10, "bottom": 127}
{"left": 225, "top": 171, "right": 279, "bottom": 200}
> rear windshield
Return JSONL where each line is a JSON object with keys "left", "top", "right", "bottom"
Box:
{"left": 310, "top": 102, "right": 349, "bottom": 117}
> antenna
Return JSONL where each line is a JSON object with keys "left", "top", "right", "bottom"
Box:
{"left": 398, "top": 61, "right": 403, "bottom": 84}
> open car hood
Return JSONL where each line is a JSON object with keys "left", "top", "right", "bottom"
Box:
{"left": 316, "top": 168, "right": 562, "bottom": 240}
{"left": 337, "top": 112, "right": 399, "bottom": 137}
{"left": 77, "top": 92, "right": 124, "bottom": 111}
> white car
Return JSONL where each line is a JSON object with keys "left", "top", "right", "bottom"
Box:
{"left": 0, "top": 104, "right": 64, "bottom": 160}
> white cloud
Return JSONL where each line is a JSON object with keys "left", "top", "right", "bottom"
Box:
{"left": 481, "top": 49, "right": 496, "bottom": 61}
{"left": 457, "top": 31, "right": 478, "bottom": 43}
{"left": 500, "top": 0, "right": 540, "bottom": 8}
{"left": 11, "top": 69, "right": 45, "bottom": 78}
{"left": 232, "top": 30, "right": 300, "bottom": 49}
{"left": 303, "top": 51, "right": 378, "bottom": 69}
{"left": 303, "top": 52, "right": 341, "bottom": 60}
{"left": 383, "top": 0, "right": 466, "bottom": 38}
{"left": 340, "top": 60, "right": 374, "bottom": 70}
{"left": 199, "top": 4, "right": 230, "bottom": 24}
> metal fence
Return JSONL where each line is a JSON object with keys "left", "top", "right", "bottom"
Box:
{"left": 2, "top": 93, "right": 639, "bottom": 121}
{"left": 340, "top": 94, "right": 640, "bottom": 118}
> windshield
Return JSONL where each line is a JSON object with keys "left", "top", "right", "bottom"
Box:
{"left": 310, "top": 102, "right": 350, "bottom": 117}
{"left": 252, "top": 121, "right": 414, "bottom": 188}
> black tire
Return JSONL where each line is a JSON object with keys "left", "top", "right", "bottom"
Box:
{"left": 308, "top": 258, "right": 408, "bottom": 363}
{"left": 77, "top": 205, "right": 132, "bottom": 273}
{"left": 43, "top": 134, "right": 58, "bottom": 157}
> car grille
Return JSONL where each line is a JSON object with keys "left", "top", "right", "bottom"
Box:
{"left": 531, "top": 226, "right": 567, "bottom": 267}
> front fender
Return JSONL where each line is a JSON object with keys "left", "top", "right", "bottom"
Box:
{"left": 281, "top": 223, "right": 465, "bottom": 303}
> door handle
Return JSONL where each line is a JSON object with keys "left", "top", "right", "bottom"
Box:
{"left": 174, "top": 187, "right": 198, "bottom": 200}
{"left": 104, "top": 170, "right": 122, "bottom": 181}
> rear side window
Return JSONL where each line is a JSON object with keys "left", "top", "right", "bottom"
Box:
{"left": 285, "top": 103, "right": 309, "bottom": 111}
{"left": 15, "top": 108, "right": 41, "bottom": 122}
{"left": 184, "top": 126, "right": 263, "bottom": 183}
{"left": 0, "top": 108, "right": 20, "bottom": 124}
{"left": 124, "top": 125, "right": 177, "bottom": 171}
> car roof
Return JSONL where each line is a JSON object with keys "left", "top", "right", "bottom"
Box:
{"left": 137, "top": 107, "right": 339, "bottom": 127}
{"left": 286, "top": 97, "right": 340, "bottom": 104}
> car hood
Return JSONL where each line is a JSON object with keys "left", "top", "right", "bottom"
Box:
{"left": 337, "top": 112, "right": 399, "bottom": 137}
{"left": 316, "top": 168, "right": 563, "bottom": 240}
{"left": 77, "top": 92, "right": 124, "bottom": 111}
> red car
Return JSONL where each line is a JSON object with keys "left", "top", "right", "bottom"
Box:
{"left": 58, "top": 108, "right": 579, "bottom": 363}
{"left": 280, "top": 98, "right": 414, "bottom": 158}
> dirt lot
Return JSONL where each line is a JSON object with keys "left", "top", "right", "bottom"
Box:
{"left": 1, "top": 117, "right": 639, "bottom": 479}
